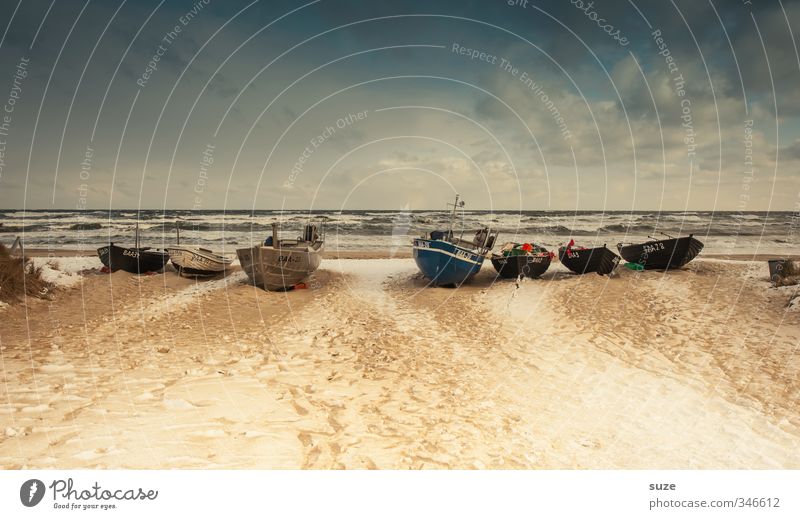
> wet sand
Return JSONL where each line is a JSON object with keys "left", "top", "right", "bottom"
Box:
{"left": 1, "top": 257, "right": 799, "bottom": 468}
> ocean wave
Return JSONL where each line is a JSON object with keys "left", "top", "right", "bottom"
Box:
{"left": 0, "top": 224, "right": 49, "bottom": 232}
{"left": 4, "top": 210, "right": 798, "bottom": 250}
{"left": 68, "top": 222, "right": 103, "bottom": 230}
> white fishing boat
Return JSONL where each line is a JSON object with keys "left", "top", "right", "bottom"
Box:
{"left": 236, "top": 222, "right": 324, "bottom": 291}
{"left": 167, "top": 220, "right": 232, "bottom": 277}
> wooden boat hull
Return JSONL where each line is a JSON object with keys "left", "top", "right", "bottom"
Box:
{"left": 236, "top": 244, "right": 323, "bottom": 290}
{"left": 167, "top": 247, "right": 232, "bottom": 277}
{"left": 97, "top": 244, "right": 169, "bottom": 274}
{"left": 491, "top": 253, "right": 551, "bottom": 279}
{"left": 558, "top": 245, "right": 620, "bottom": 275}
{"left": 412, "top": 239, "right": 484, "bottom": 286}
{"left": 616, "top": 235, "right": 704, "bottom": 270}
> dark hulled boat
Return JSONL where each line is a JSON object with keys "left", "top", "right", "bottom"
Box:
{"left": 96, "top": 222, "right": 169, "bottom": 274}
{"left": 97, "top": 243, "right": 169, "bottom": 274}
{"left": 491, "top": 243, "right": 552, "bottom": 279}
{"left": 558, "top": 243, "right": 620, "bottom": 275}
{"left": 616, "top": 234, "right": 704, "bottom": 270}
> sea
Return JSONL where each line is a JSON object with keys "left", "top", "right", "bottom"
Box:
{"left": 1, "top": 209, "right": 798, "bottom": 254}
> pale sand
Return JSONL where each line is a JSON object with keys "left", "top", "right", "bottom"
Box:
{"left": 0, "top": 257, "right": 799, "bottom": 468}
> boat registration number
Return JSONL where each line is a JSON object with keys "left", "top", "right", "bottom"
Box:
{"left": 123, "top": 249, "right": 140, "bottom": 258}
{"left": 642, "top": 243, "right": 666, "bottom": 254}
{"left": 277, "top": 255, "right": 300, "bottom": 263}
{"left": 189, "top": 253, "right": 214, "bottom": 266}
{"left": 454, "top": 249, "right": 473, "bottom": 260}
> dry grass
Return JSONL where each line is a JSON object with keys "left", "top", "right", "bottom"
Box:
{"left": 0, "top": 244, "right": 51, "bottom": 303}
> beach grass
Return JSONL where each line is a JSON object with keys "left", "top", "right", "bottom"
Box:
{"left": 0, "top": 243, "right": 51, "bottom": 303}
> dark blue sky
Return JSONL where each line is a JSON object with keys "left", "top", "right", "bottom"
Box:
{"left": 0, "top": 0, "right": 797, "bottom": 210}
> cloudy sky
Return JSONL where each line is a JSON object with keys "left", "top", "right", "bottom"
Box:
{"left": 0, "top": 0, "right": 797, "bottom": 211}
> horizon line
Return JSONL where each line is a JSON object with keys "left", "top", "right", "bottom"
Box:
{"left": 0, "top": 208, "right": 797, "bottom": 213}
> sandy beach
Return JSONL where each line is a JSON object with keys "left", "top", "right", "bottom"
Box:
{"left": 1, "top": 253, "right": 799, "bottom": 469}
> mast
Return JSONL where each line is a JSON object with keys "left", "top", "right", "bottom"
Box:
{"left": 272, "top": 222, "right": 278, "bottom": 248}
{"left": 135, "top": 220, "right": 139, "bottom": 249}
{"left": 447, "top": 194, "right": 464, "bottom": 237}
{"left": 176, "top": 219, "right": 181, "bottom": 245}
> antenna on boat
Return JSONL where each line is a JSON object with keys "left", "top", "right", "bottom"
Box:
{"left": 447, "top": 194, "right": 465, "bottom": 238}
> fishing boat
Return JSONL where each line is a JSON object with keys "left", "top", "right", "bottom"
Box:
{"left": 558, "top": 241, "right": 620, "bottom": 275}
{"left": 412, "top": 195, "right": 498, "bottom": 286}
{"left": 491, "top": 242, "right": 552, "bottom": 279}
{"left": 616, "top": 234, "right": 704, "bottom": 270}
{"left": 96, "top": 222, "right": 169, "bottom": 274}
{"left": 236, "top": 222, "right": 324, "bottom": 291}
{"left": 167, "top": 221, "right": 232, "bottom": 277}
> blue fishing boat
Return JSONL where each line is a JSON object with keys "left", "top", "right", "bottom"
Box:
{"left": 412, "top": 195, "right": 498, "bottom": 286}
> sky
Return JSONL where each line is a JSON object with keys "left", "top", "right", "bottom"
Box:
{"left": 0, "top": 0, "right": 798, "bottom": 211}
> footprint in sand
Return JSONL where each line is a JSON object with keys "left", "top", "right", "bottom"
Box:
{"left": 304, "top": 445, "right": 321, "bottom": 467}
{"left": 298, "top": 432, "right": 313, "bottom": 446}
{"left": 578, "top": 438, "right": 602, "bottom": 449}
{"left": 292, "top": 401, "right": 309, "bottom": 416}
{"left": 360, "top": 456, "right": 378, "bottom": 470}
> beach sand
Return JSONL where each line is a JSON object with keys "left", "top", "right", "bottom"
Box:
{"left": 1, "top": 254, "right": 799, "bottom": 468}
